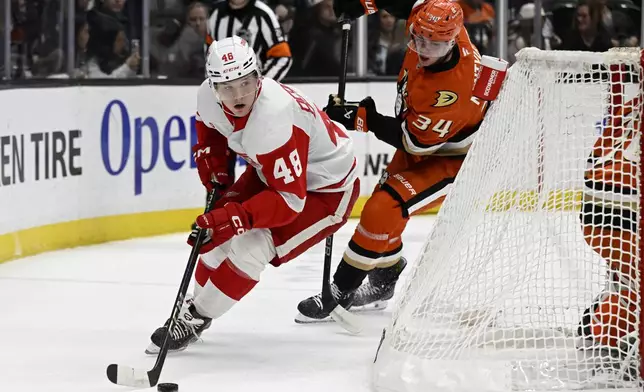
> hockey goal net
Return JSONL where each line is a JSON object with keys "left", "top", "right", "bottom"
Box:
{"left": 372, "top": 48, "right": 644, "bottom": 392}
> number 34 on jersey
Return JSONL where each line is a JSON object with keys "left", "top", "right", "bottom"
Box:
{"left": 412, "top": 116, "right": 454, "bottom": 137}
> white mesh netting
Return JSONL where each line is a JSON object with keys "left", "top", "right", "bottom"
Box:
{"left": 372, "top": 48, "right": 643, "bottom": 392}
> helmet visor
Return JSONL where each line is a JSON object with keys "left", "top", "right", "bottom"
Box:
{"left": 408, "top": 32, "right": 455, "bottom": 59}
{"left": 214, "top": 73, "right": 259, "bottom": 101}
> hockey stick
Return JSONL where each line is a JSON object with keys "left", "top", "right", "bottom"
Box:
{"left": 106, "top": 186, "right": 222, "bottom": 388}
{"left": 319, "top": 19, "right": 362, "bottom": 335}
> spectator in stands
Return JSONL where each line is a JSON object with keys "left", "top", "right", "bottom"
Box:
{"left": 274, "top": 1, "right": 296, "bottom": 37}
{"left": 95, "top": 0, "right": 127, "bottom": 15}
{"left": 457, "top": 0, "right": 495, "bottom": 55}
{"left": 88, "top": 0, "right": 130, "bottom": 40}
{"left": 206, "top": 0, "right": 292, "bottom": 81}
{"left": 8, "top": 0, "right": 66, "bottom": 78}
{"left": 77, "top": 0, "right": 91, "bottom": 12}
{"left": 595, "top": 0, "right": 638, "bottom": 47}
{"left": 86, "top": 17, "right": 139, "bottom": 78}
{"left": 288, "top": 0, "right": 347, "bottom": 77}
{"left": 0, "top": 4, "right": 5, "bottom": 77}
{"left": 507, "top": 3, "right": 560, "bottom": 64}
{"left": 368, "top": 10, "right": 406, "bottom": 76}
{"left": 68, "top": 15, "right": 91, "bottom": 78}
{"left": 559, "top": 0, "right": 612, "bottom": 52}
{"left": 152, "top": 1, "right": 209, "bottom": 78}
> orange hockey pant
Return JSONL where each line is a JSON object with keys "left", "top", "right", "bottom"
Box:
{"left": 343, "top": 150, "right": 464, "bottom": 271}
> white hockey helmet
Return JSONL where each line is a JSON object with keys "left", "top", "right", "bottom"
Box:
{"left": 206, "top": 36, "right": 259, "bottom": 84}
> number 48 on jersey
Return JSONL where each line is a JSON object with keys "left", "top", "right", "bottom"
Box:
{"left": 273, "top": 149, "right": 303, "bottom": 184}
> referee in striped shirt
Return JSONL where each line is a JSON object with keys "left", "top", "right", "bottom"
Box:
{"left": 206, "top": 0, "right": 292, "bottom": 81}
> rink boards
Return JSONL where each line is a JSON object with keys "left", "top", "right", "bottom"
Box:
{"left": 0, "top": 74, "right": 633, "bottom": 264}
{"left": 0, "top": 82, "right": 405, "bottom": 263}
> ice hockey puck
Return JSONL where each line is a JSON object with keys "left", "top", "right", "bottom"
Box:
{"left": 157, "top": 383, "right": 179, "bottom": 392}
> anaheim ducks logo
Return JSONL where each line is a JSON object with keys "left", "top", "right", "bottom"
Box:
{"left": 433, "top": 91, "right": 458, "bottom": 107}
{"left": 395, "top": 70, "right": 409, "bottom": 117}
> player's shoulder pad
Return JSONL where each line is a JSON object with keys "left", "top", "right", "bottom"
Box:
{"left": 245, "top": 78, "right": 297, "bottom": 155}
{"left": 452, "top": 31, "right": 480, "bottom": 92}
{"left": 196, "top": 80, "right": 227, "bottom": 127}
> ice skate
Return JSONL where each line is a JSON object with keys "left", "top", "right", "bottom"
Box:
{"left": 351, "top": 257, "right": 407, "bottom": 311}
{"left": 294, "top": 283, "right": 355, "bottom": 324}
{"left": 145, "top": 299, "right": 212, "bottom": 354}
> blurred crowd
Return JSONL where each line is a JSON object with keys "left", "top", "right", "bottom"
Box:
{"left": 0, "top": 0, "right": 641, "bottom": 80}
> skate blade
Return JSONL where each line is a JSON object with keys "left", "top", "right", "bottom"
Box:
{"left": 294, "top": 301, "right": 389, "bottom": 325}
{"left": 144, "top": 342, "right": 189, "bottom": 355}
{"left": 294, "top": 313, "right": 334, "bottom": 324}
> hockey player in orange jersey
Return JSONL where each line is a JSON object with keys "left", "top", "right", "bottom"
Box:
{"left": 578, "top": 91, "right": 640, "bottom": 367}
{"left": 296, "top": 0, "right": 490, "bottom": 321}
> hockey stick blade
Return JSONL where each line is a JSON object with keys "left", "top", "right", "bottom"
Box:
{"left": 106, "top": 363, "right": 156, "bottom": 388}
{"left": 330, "top": 305, "right": 362, "bottom": 335}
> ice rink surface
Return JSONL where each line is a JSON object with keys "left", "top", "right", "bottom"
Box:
{"left": 0, "top": 216, "right": 436, "bottom": 392}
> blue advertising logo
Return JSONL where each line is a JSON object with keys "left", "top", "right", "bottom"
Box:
{"left": 100, "top": 99, "right": 248, "bottom": 195}
{"left": 100, "top": 99, "right": 198, "bottom": 195}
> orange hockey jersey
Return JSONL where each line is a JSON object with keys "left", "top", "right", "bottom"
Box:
{"left": 395, "top": 29, "right": 488, "bottom": 157}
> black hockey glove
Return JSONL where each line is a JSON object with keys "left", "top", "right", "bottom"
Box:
{"left": 323, "top": 94, "right": 376, "bottom": 133}
{"left": 333, "top": 0, "right": 373, "bottom": 20}
{"left": 333, "top": 0, "right": 416, "bottom": 20}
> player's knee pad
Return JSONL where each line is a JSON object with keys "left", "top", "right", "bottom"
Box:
{"left": 227, "top": 228, "right": 276, "bottom": 280}
{"left": 192, "top": 229, "right": 276, "bottom": 319}
{"left": 360, "top": 189, "right": 407, "bottom": 233}
{"left": 199, "top": 227, "right": 275, "bottom": 279}
{"left": 199, "top": 239, "right": 232, "bottom": 270}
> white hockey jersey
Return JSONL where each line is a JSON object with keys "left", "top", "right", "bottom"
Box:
{"left": 195, "top": 77, "right": 358, "bottom": 227}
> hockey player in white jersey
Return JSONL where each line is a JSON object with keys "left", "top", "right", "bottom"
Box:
{"left": 148, "top": 36, "right": 360, "bottom": 353}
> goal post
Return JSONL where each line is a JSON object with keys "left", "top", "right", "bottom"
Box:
{"left": 372, "top": 48, "right": 644, "bottom": 392}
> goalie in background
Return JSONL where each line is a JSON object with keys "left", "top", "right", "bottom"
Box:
{"left": 296, "top": 0, "right": 491, "bottom": 322}
{"left": 147, "top": 36, "right": 360, "bottom": 353}
{"left": 578, "top": 95, "right": 640, "bottom": 366}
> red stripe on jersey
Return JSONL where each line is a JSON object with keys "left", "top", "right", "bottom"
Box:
{"left": 222, "top": 106, "right": 251, "bottom": 132}
{"left": 210, "top": 258, "right": 258, "bottom": 301}
{"left": 194, "top": 258, "right": 212, "bottom": 288}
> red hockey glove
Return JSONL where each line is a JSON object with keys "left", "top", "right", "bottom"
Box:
{"left": 187, "top": 224, "right": 216, "bottom": 254}
{"left": 195, "top": 202, "right": 252, "bottom": 249}
{"left": 192, "top": 143, "right": 232, "bottom": 191}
